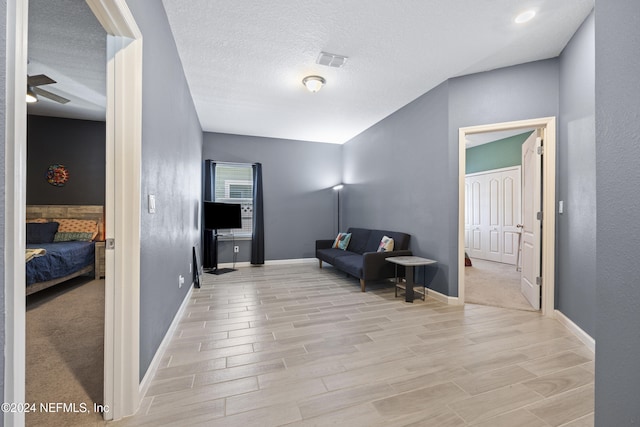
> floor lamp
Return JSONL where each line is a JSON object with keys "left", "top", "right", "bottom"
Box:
{"left": 333, "top": 184, "right": 344, "bottom": 233}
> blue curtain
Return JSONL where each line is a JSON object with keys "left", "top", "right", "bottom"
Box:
{"left": 203, "top": 160, "right": 216, "bottom": 268}
{"left": 251, "top": 163, "right": 265, "bottom": 265}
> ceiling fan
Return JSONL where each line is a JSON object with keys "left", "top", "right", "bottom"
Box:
{"left": 26, "top": 74, "right": 70, "bottom": 104}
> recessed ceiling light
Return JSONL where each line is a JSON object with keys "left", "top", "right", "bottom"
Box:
{"left": 515, "top": 10, "right": 536, "bottom": 24}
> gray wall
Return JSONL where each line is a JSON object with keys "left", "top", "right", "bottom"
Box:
{"left": 203, "top": 133, "right": 342, "bottom": 262}
{"left": 594, "top": 0, "right": 640, "bottom": 423}
{"left": 0, "top": 1, "right": 6, "bottom": 421}
{"left": 343, "top": 81, "right": 451, "bottom": 294}
{"left": 26, "top": 115, "right": 105, "bottom": 205}
{"left": 127, "top": 0, "right": 203, "bottom": 380}
{"left": 558, "top": 13, "right": 596, "bottom": 337}
{"left": 447, "top": 59, "right": 560, "bottom": 296}
{"left": 343, "top": 60, "right": 560, "bottom": 297}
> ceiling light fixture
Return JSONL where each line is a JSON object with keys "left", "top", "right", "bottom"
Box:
{"left": 515, "top": 10, "right": 536, "bottom": 24}
{"left": 26, "top": 85, "right": 38, "bottom": 103}
{"left": 302, "top": 75, "right": 326, "bottom": 93}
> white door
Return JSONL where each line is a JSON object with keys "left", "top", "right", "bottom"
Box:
{"left": 501, "top": 172, "right": 520, "bottom": 265}
{"left": 464, "top": 180, "right": 471, "bottom": 252}
{"left": 486, "top": 177, "right": 502, "bottom": 262}
{"left": 520, "top": 132, "right": 542, "bottom": 309}
{"left": 468, "top": 177, "right": 484, "bottom": 259}
{"left": 465, "top": 167, "right": 520, "bottom": 264}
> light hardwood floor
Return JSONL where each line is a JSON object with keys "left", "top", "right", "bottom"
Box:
{"left": 114, "top": 263, "right": 594, "bottom": 426}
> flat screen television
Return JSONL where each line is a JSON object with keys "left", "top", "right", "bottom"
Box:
{"left": 204, "top": 201, "right": 242, "bottom": 230}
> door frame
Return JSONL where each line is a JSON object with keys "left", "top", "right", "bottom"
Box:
{"left": 4, "top": 0, "right": 142, "bottom": 424}
{"left": 458, "top": 117, "right": 556, "bottom": 316}
{"left": 87, "top": 0, "right": 143, "bottom": 420}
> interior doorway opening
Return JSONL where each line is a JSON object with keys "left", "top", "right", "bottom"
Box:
{"left": 25, "top": 2, "right": 108, "bottom": 424}
{"left": 458, "top": 117, "right": 557, "bottom": 317}
{"left": 4, "top": 1, "right": 143, "bottom": 425}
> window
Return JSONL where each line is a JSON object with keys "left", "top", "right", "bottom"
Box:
{"left": 215, "top": 163, "right": 253, "bottom": 236}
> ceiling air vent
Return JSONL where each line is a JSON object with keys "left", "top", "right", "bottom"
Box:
{"left": 316, "top": 52, "right": 348, "bottom": 68}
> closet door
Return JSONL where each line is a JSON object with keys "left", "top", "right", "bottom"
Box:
{"left": 467, "top": 175, "right": 484, "bottom": 259}
{"left": 485, "top": 176, "right": 502, "bottom": 262}
{"left": 501, "top": 169, "right": 521, "bottom": 265}
{"left": 465, "top": 166, "right": 521, "bottom": 264}
{"left": 464, "top": 180, "right": 471, "bottom": 252}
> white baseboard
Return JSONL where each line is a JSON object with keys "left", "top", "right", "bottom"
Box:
{"left": 218, "top": 258, "right": 317, "bottom": 268}
{"left": 426, "top": 288, "right": 462, "bottom": 305}
{"left": 554, "top": 309, "right": 595, "bottom": 353}
{"left": 139, "top": 284, "right": 194, "bottom": 397}
{"left": 266, "top": 258, "right": 316, "bottom": 265}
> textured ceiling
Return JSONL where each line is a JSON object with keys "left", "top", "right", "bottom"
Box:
{"left": 162, "top": 0, "right": 594, "bottom": 144}
{"left": 27, "top": 0, "right": 106, "bottom": 121}
{"left": 27, "top": 1, "right": 593, "bottom": 144}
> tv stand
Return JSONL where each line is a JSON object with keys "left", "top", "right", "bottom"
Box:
{"left": 206, "top": 230, "right": 236, "bottom": 275}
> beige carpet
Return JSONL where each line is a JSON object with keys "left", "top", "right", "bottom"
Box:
{"left": 26, "top": 276, "right": 106, "bottom": 427}
{"left": 465, "top": 258, "right": 537, "bottom": 312}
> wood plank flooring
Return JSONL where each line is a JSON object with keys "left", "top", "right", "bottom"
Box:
{"left": 113, "top": 263, "right": 594, "bottom": 426}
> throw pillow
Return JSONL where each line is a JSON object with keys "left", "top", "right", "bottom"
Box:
{"left": 332, "top": 232, "right": 352, "bottom": 250}
{"left": 54, "top": 218, "right": 99, "bottom": 240}
{"left": 377, "top": 235, "right": 395, "bottom": 252}
{"left": 26, "top": 218, "right": 49, "bottom": 223}
{"left": 53, "top": 231, "right": 95, "bottom": 242}
{"left": 26, "top": 222, "right": 59, "bottom": 244}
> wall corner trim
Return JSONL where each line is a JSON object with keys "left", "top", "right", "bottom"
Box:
{"left": 554, "top": 309, "right": 595, "bottom": 353}
{"left": 139, "top": 286, "right": 194, "bottom": 399}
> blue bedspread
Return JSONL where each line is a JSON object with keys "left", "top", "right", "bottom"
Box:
{"left": 26, "top": 241, "right": 95, "bottom": 286}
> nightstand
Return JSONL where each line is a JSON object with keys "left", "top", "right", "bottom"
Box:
{"left": 95, "top": 241, "right": 106, "bottom": 279}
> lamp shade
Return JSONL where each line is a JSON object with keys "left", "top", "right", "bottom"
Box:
{"left": 302, "top": 75, "right": 326, "bottom": 93}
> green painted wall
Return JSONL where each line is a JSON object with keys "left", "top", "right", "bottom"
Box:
{"left": 466, "top": 131, "right": 533, "bottom": 174}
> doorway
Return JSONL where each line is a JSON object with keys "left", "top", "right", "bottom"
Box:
{"left": 25, "top": 2, "right": 108, "bottom": 424}
{"left": 458, "top": 117, "right": 557, "bottom": 317}
{"left": 4, "top": 1, "right": 142, "bottom": 425}
{"left": 464, "top": 161, "right": 532, "bottom": 311}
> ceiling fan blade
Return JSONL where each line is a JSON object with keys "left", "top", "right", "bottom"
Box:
{"left": 28, "top": 74, "right": 56, "bottom": 87}
{"left": 33, "top": 87, "right": 70, "bottom": 104}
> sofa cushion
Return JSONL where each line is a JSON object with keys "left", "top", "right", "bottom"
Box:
{"left": 317, "top": 248, "right": 354, "bottom": 264}
{"left": 332, "top": 254, "right": 364, "bottom": 278}
{"left": 345, "top": 228, "right": 371, "bottom": 254}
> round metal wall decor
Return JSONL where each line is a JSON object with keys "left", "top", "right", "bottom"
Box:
{"left": 46, "top": 164, "right": 69, "bottom": 187}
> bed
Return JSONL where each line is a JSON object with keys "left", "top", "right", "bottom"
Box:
{"left": 25, "top": 205, "right": 105, "bottom": 295}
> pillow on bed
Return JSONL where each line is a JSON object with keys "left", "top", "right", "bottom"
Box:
{"left": 53, "top": 231, "right": 95, "bottom": 242}
{"left": 53, "top": 218, "right": 99, "bottom": 240}
{"left": 26, "top": 218, "right": 49, "bottom": 223}
{"left": 26, "top": 222, "right": 59, "bottom": 244}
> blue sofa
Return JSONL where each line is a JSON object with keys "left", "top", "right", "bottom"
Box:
{"left": 316, "top": 227, "right": 412, "bottom": 292}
